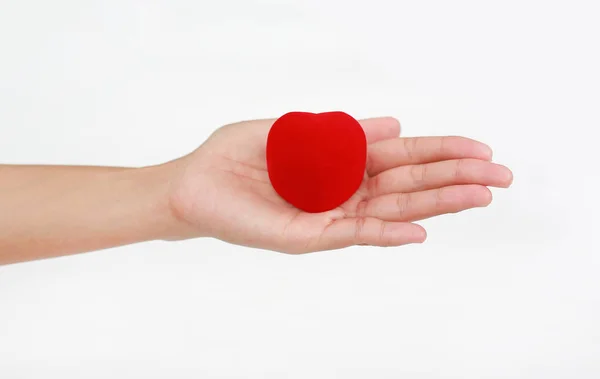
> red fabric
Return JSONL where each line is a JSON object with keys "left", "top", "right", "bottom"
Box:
{"left": 266, "top": 111, "right": 367, "bottom": 213}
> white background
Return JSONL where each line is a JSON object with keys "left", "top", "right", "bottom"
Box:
{"left": 1, "top": 0, "right": 599, "bottom": 377}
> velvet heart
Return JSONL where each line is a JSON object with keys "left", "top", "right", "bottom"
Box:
{"left": 266, "top": 111, "right": 367, "bottom": 213}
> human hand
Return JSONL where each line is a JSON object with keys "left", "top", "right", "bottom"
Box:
{"left": 168, "top": 117, "right": 513, "bottom": 254}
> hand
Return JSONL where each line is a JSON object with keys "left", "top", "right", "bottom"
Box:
{"left": 168, "top": 117, "right": 513, "bottom": 254}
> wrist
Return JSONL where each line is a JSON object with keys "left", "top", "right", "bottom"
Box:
{"left": 136, "top": 161, "right": 199, "bottom": 242}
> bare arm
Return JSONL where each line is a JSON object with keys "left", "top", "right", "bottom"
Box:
{"left": 0, "top": 164, "right": 181, "bottom": 265}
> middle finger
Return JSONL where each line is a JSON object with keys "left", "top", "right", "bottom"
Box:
{"left": 368, "top": 158, "right": 513, "bottom": 197}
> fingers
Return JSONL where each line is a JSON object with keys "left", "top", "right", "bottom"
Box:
{"left": 369, "top": 159, "right": 513, "bottom": 197}
{"left": 359, "top": 117, "right": 401, "bottom": 144}
{"left": 367, "top": 136, "right": 493, "bottom": 176}
{"left": 362, "top": 184, "right": 492, "bottom": 222}
{"left": 314, "top": 217, "right": 426, "bottom": 251}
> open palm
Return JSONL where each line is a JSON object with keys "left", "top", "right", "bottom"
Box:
{"left": 170, "top": 117, "right": 512, "bottom": 253}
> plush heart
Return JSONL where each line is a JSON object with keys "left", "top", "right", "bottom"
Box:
{"left": 266, "top": 111, "right": 367, "bottom": 213}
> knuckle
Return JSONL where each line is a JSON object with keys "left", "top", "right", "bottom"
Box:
{"left": 403, "top": 138, "right": 416, "bottom": 160}
{"left": 356, "top": 199, "right": 368, "bottom": 218}
{"left": 410, "top": 164, "right": 427, "bottom": 185}
{"left": 440, "top": 136, "right": 449, "bottom": 154}
{"left": 453, "top": 158, "right": 467, "bottom": 179}
{"left": 396, "top": 193, "right": 411, "bottom": 217}
{"left": 378, "top": 221, "right": 388, "bottom": 246}
{"left": 411, "top": 137, "right": 420, "bottom": 151}
{"left": 434, "top": 187, "right": 457, "bottom": 213}
{"left": 435, "top": 187, "right": 445, "bottom": 209}
{"left": 354, "top": 217, "right": 368, "bottom": 243}
{"left": 367, "top": 174, "right": 381, "bottom": 197}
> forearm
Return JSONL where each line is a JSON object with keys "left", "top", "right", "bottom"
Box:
{"left": 0, "top": 163, "right": 182, "bottom": 265}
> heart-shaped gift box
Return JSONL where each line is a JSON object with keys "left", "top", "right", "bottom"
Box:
{"left": 266, "top": 111, "right": 367, "bottom": 213}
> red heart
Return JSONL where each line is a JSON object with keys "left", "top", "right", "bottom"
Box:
{"left": 266, "top": 111, "right": 367, "bottom": 213}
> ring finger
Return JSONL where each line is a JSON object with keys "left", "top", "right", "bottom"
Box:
{"left": 360, "top": 184, "right": 493, "bottom": 222}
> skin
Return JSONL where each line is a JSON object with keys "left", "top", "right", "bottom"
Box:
{"left": 0, "top": 117, "right": 513, "bottom": 265}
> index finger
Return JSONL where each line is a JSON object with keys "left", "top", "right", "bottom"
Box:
{"left": 359, "top": 117, "right": 401, "bottom": 144}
